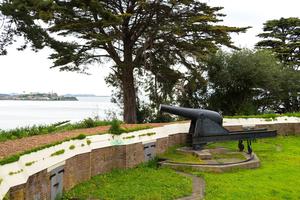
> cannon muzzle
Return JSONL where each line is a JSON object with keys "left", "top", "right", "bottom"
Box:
{"left": 160, "top": 104, "right": 223, "bottom": 125}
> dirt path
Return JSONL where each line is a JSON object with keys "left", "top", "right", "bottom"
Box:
{"left": 176, "top": 171, "right": 205, "bottom": 200}
{"left": 0, "top": 123, "right": 165, "bottom": 159}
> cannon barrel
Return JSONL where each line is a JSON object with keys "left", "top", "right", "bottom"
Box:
{"left": 160, "top": 104, "right": 223, "bottom": 125}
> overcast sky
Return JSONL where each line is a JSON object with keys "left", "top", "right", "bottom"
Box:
{"left": 0, "top": 0, "right": 299, "bottom": 96}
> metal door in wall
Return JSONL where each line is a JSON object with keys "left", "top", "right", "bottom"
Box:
{"left": 50, "top": 165, "right": 64, "bottom": 200}
{"left": 144, "top": 142, "right": 156, "bottom": 161}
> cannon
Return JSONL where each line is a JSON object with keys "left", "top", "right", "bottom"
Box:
{"left": 160, "top": 104, "right": 277, "bottom": 153}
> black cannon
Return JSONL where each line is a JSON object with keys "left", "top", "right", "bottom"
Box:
{"left": 160, "top": 104, "right": 277, "bottom": 153}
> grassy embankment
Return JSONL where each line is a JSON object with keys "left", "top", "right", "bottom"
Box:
{"left": 0, "top": 118, "right": 152, "bottom": 142}
{"left": 62, "top": 160, "right": 192, "bottom": 200}
{"left": 224, "top": 112, "right": 300, "bottom": 119}
{"left": 0, "top": 119, "right": 152, "bottom": 165}
{"left": 0, "top": 118, "right": 112, "bottom": 142}
{"left": 62, "top": 136, "right": 300, "bottom": 200}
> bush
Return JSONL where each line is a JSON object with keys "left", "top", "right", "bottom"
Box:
{"left": 108, "top": 119, "right": 123, "bottom": 135}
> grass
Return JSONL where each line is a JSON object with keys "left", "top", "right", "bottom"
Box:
{"left": 158, "top": 145, "right": 204, "bottom": 164}
{"left": 211, "top": 152, "right": 246, "bottom": 160}
{"left": 62, "top": 160, "right": 192, "bottom": 200}
{"left": 69, "top": 145, "right": 75, "bottom": 150}
{"left": 224, "top": 112, "right": 300, "bottom": 119}
{"left": 0, "top": 118, "right": 115, "bottom": 142}
{"left": 181, "top": 136, "right": 300, "bottom": 200}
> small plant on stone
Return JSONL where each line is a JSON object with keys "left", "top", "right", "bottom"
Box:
{"left": 123, "top": 135, "right": 135, "bottom": 140}
{"left": 25, "top": 161, "right": 36, "bottom": 166}
{"left": 9, "top": 169, "right": 23, "bottom": 176}
{"left": 51, "top": 149, "right": 65, "bottom": 157}
{"left": 86, "top": 139, "right": 91, "bottom": 145}
{"left": 69, "top": 145, "right": 76, "bottom": 150}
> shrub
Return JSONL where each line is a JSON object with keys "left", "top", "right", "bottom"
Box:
{"left": 69, "top": 145, "right": 75, "bottom": 150}
{"left": 73, "top": 134, "right": 86, "bottom": 140}
{"left": 108, "top": 119, "right": 123, "bottom": 135}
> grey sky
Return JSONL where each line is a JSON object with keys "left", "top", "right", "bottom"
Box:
{"left": 0, "top": 0, "right": 299, "bottom": 96}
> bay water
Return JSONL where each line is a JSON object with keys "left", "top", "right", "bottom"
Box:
{"left": 0, "top": 97, "right": 120, "bottom": 130}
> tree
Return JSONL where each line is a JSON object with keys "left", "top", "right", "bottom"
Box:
{"left": 256, "top": 17, "right": 300, "bottom": 70}
{"left": 205, "top": 49, "right": 284, "bottom": 115}
{"left": 0, "top": 0, "right": 248, "bottom": 123}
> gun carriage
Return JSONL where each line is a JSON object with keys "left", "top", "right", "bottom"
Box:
{"left": 160, "top": 104, "right": 277, "bottom": 154}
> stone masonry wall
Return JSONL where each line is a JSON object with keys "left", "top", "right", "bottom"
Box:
{"left": 9, "top": 169, "right": 50, "bottom": 200}
{"left": 7, "top": 123, "right": 300, "bottom": 199}
{"left": 90, "top": 145, "right": 126, "bottom": 177}
{"left": 64, "top": 152, "right": 91, "bottom": 191}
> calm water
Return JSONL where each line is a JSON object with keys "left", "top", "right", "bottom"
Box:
{"left": 0, "top": 97, "right": 120, "bottom": 130}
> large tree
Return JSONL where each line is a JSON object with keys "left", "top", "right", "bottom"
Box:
{"left": 256, "top": 17, "right": 300, "bottom": 70}
{"left": 0, "top": 0, "right": 248, "bottom": 123}
{"left": 204, "top": 49, "right": 284, "bottom": 115}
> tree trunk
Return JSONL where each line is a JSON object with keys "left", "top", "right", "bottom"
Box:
{"left": 121, "top": 65, "right": 137, "bottom": 123}
{"left": 120, "top": 33, "right": 137, "bottom": 123}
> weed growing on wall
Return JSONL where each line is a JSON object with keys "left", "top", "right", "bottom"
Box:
{"left": 51, "top": 149, "right": 65, "bottom": 157}
{"left": 25, "top": 161, "right": 36, "bottom": 166}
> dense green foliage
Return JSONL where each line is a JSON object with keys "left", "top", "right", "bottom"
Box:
{"left": 205, "top": 49, "right": 285, "bottom": 115}
{"left": 62, "top": 160, "right": 192, "bottom": 200}
{"left": 255, "top": 17, "right": 300, "bottom": 113}
{"left": 0, "top": 0, "right": 248, "bottom": 123}
{"left": 182, "top": 136, "right": 300, "bottom": 200}
{"left": 0, "top": 118, "right": 112, "bottom": 142}
{"left": 256, "top": 17, "right": 300, "bottom": 70}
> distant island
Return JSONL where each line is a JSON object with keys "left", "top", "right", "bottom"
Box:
{"left": 0, "top": 93, "right": 78, "bottom": 101}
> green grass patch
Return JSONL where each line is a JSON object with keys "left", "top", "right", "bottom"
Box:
{"left": 69, "top": 145, "right": 75, "bottom": 150}
{"left": 62, "top": 161, "right": 192, "bottom": 200}
{"left": 182, "top": 136, "right": 300, "bottom": 200}
{"left": 0, "top": 118, "right": 114, "bottom": 142}
{"left": 158, "top": 145, "right": 203, "bottom": 164}
{"left": 50, "top": 149, "right": 65, "bottom": 157}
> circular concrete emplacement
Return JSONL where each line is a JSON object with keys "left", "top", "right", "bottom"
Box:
{"left": 159, "top": 146, "right": 260, "bottom": 173}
